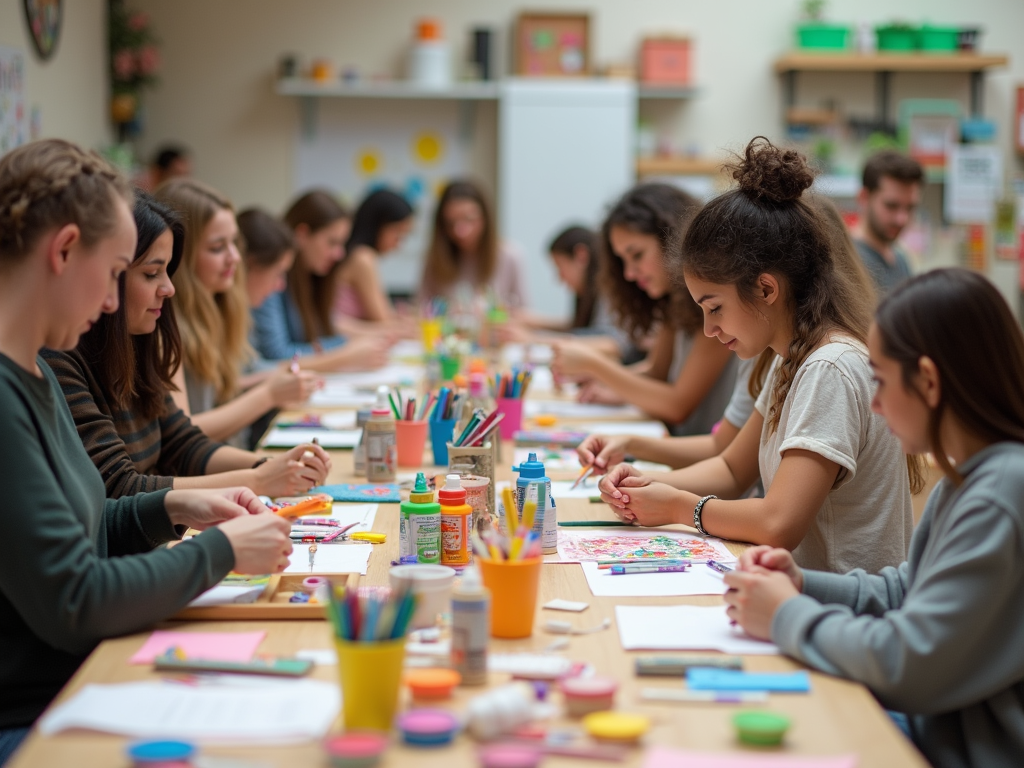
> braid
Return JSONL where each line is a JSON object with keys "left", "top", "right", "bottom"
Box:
{"left": 0, "top": 139, "right": 133, "bottom": 262}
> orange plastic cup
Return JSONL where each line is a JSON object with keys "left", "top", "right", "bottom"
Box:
{"left": 395, "top": 420, "right": 429, "bottom": 468}
{"left": 477, "top": 557, "right": 542, "bottom": 639}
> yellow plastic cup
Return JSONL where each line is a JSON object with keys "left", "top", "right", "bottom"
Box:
{"left": 420, "top": 319, "right": 442, "bottom": 353}
{"left": 335, "top": 637, "right": 406, "bottom": 731}
{"left": 477, "top": 557, "right": 542, "bottom": 639}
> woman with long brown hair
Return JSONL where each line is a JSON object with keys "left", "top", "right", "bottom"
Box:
{"left": 250, "top": 189, "right": 391, "bottom": 371}
{"left": 599, "top": 139, "right": 914, "bottom": 575}
{"left": 551, "top": 183, "right": 737, "bottom": 435}
{"left": 725, "top": 268, "right": 1024, "bottom": 768}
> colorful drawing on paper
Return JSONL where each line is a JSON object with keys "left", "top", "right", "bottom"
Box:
{"left": 556, "top": 530, "right": 733, "bottom": 563}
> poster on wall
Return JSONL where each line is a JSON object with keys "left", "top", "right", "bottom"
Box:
{"left": 293, "top": 100, "right": 469, "bottom": 295}
{"left": 944, "top": 144, "right": 1002, "bottom": 224}
{"left": 0, "top": 46, "right": 27, "bottom": 155}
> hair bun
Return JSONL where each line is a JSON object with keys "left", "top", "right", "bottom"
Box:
{"left": 730, "top": 136, "right": 815, "bottom": 203}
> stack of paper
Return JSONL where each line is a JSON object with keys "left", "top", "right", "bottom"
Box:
{"left": 38, "top": 679, "right": 339, "bottom": 744}
{"left": 616, "top": 605, "right": 779, "bottom": 655}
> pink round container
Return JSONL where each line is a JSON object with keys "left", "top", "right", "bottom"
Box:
{"left": 479, "top": 744, "right": 543, "bottom": 768}
{"left": 323, "top": 732, "right": 388, "bottom": 768}
{"left": 560, "top": 677, "right": 618, "bottom": 717}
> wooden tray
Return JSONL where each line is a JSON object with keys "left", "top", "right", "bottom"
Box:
{"left": 172, "top": 573, "right": 359, "bottom": 621}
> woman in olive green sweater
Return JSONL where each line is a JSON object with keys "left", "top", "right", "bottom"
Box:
{"left": 0, "top": 140, "right": 293, "bottom": 765}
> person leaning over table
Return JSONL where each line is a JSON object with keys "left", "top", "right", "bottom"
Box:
{"left": 0, "top": 139, "right": 293, "bottom": 766}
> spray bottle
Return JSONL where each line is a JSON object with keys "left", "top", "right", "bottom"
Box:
{"left": 451, "top": 564, "right": 489, "bottom": 685}
{"left": 365, "top": 385, "right": 396, "bottom": 482}
{"left": 401, "top": 472, "right": 442, "bottom": 564}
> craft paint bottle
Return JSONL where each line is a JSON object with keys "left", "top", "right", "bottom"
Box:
{"left": 451, "top": 564, "right": 489, "bottom": 686}
{"left": 365, "top": 386, "right": 397, "bottom": 482}
{"left": 402, "top": 472, "right": 442, "bottom": 564}
{"left": 511, "top": 452, "right": 556, "bottom": 553}
{"left": 352, "top": 406, "right": 373, "bottom": 476}
{"left": 439, "top": 474, "right": 472, "bottom": 566}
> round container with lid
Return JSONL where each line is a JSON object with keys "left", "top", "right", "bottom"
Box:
{"left": 126, "top": 739, "right": 197, "bottom": 765}
{"left": 478, "top": 744, "right": 543, "bottom": 768}
{"left": 560, "top": 677, "right": 618, "bottom": 717}
{"left": 405, "top": 668, "right": 462, "bottom": 700}
{"left": 582, "top": 711, "right": 650, "bottom": 745}
{"left": 733, "top": 710, "right": 791, "bottom": 746}
{"left": 397, "top": 709, "right": 460, "bottom": 746}
{"left": 324, "top": 732, "right": 388, "bottom": 768}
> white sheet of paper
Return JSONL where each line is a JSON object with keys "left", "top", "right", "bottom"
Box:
{"left": 320, "top": 411, "right": 357, "bottom": 430}
{"left": 502, "top": 343, "right": 554, "bottom": 365}
{"left": 327, "top": 365, "right": 424, "bottom": 389}
{"left": 38, "top": 679, "right": 339, "bottom": 744}
{"left": 309, "top": 389, "right": 376, "bottom": 407}
{"left": 616, "top": 605, "right": 779, "bottom": 655}
{"left": 262, "top": 428, "right": 361, "bottom": 448}
{"left": 187, "top": 584, "right": 266, "bottom": 608}
{"left": 525, "top": 400, "right": 643, "bottom": 419}
{"left": 581, "top": 421, "right": 667, "bottom": 438}
{"left": 581, "top": 561, "right": 727, "bottom": 597}
{"left": 511, "top": 449, "right": 669, "bottom": 475}
{"left": 389, "top": 339, "right": 425, "bottom": 359}
{"left": 295, "top": 648, "right": 338, "bottom": 666}
{"left": 286, "top": 543, "right": 372, "bottom": 574}
{"left": 550, "top": 479, "right": 601, "bottom": 499}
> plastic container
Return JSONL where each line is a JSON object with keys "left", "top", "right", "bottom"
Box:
{"left": 127, "top": 740, "right": 197, "bottom": 764}
{"left": 335, "top": 637, "right": 406, "bottom": 731}
{"left": 479, "top": 744, "right": 543, "bottom": 768}
{"left": 365, "top": 385, "right": 396, "bottom": 482}
{"left": 420, "top": 318, "right": 442, "bottom": 353}
{"left": 496, "top": 397, "right": 523, "bottom": 441}
{"left": 582, "top": 711, "right": 651, "bottom": 745}
{"left": 439, "top": 474, "right": 473, "bottom": 566}
{"left": 451, "top": 564, "right": 490, "bottom": 685}
{"left": 396, "top": 420, "right": 429, "bottom": 468}
{"left": 511, "top": 452, "right": 556, "bottom": 553}
{"left": 352, "top": 407, "right": 373, "bottom": 476}
{"left": 477, "top": 556, "right": 542, "bottom": 639}
{"left": 401, "top": 472, "right": 442, "bottom": 563}
{"left": 439, "top": 355, "right": 461, "bottom": 381}
{"left": 389, "top": 563, "right": 455, "bottom": 629}
{"left": 560, "top": 677, "right": 619, "bottom": 717}
{"left": 796, "top": 24, "right": 850, "bottom": 50}
{"left": 876, "top": 25, "right": 918, "bottom": 52}
{"left": 919, "top": 25, "right": 960, "bottom": 53}
{"left": 430, "top": 418, "right": 457, "bottom": 466}
{"left": 405, "top": 668, "right": 462, "bottom": 700}
{"left": 733, "top": 710, "right": 792, "bottom": 746}
{"left": 397, "top": 709, "right": 460, "bottom": 746}
{"left": 460, "top": 474, "right": 491, "bottom": 532}
{"left": 324, "top": 732, "right": 388, "bottom": 768}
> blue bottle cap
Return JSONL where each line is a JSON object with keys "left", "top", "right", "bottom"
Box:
{"left": 511, "top": 452, "right": 546, "bottom": 478}
{"left": 127, "top": 739, "right": 197, "bottom": 763}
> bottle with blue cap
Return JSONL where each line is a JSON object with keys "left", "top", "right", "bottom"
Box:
{"left": 510, "top": 452, "right": 556, "bottom": 553}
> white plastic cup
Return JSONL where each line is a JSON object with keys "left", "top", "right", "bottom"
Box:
{"left": 388, "top": 564, "right": 456, "bottom": 629}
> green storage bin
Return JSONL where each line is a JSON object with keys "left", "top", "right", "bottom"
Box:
{"left": 919, "top": 25, "right": 960, "bottom": 52}
{"left": 796, "top": 24, "right": 850, "bottom": 50}
{"left": 876, "top": 25, "right": 918, "bottom": 52}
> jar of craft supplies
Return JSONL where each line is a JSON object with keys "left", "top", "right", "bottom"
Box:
{"left": 451, "top": 565, "right": 490, "bottom": 685}
{"left": 365, "top": 386, "right": 396, "bottom": 482}
{"left": 447, "top": 441, "right": 497, "bottom": 525}
{"left": 439, "top": 474, "right": 472, "bottom": 566}
{"left": 511, "top": 452, "right": 556, "bottom": 553}
{"left": 459, "top": 474, "right": 490, "bottom": 532}
{"left": 400, "top": 473, "right": 441, "bottom": 563}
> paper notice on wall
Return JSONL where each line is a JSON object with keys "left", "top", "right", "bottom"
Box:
{"left": 0, "top": 46, "right": 27, "bottom": 155}
{"left": 944, "top": 145, "right": 1002, "bottom": 224}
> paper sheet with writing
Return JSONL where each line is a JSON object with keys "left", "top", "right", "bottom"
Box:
{"left": 616, "top": 605, "right": 779, "bottom": 655}
{"left": 581, "top": 561, "right": 728, "bottom": 597}
{"left": 286, "top": 543, "right": 373, "bottom": 575}
{"left": 38, "top": 679, "right": 339, "bottom": 744}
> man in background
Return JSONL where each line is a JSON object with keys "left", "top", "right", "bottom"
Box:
{"left": 149, "top": 144, "right": 192, "bottom": 188}
{"left": 853, "top": 151, "right": 924, "bottom": 295}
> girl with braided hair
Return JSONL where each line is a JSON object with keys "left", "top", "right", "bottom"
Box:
{"left": 598, "top": 138, "right": 915, "bottom": 575}
{"left": 0, "top": 140, "right": 292, "bottom": 763}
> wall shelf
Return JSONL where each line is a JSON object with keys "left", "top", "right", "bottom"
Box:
{"left": 275, "top": 77, "right": 500, "bottom": 100}
{"left": 636, "top": 156, "right": 725, "bottom": 176}
{"left": 638, "top": 85, "right": 699, "bottom": 99}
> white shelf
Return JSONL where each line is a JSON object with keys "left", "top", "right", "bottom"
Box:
{"left": 638, "top": 85, "right": 698, "bottom": 99}
{"left": 275, "top": 78, "right": 500, "bottom": 100}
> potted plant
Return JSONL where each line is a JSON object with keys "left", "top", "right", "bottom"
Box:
{"left": 796, "top": 0, "right": 850, "bottom": 50}
{"left": 109, "top": 0, "right": 161, "bottom": 141}
{"left": 875, "top": 21, "right": 918, "bottom": 52}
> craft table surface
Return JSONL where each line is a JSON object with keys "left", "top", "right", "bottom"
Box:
{"left": 10, "top": 380, "right": 928, "bottom": 767}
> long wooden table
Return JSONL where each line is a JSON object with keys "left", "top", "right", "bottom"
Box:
{"left": 10, "top": 396, "right": 928, "bottom": 767}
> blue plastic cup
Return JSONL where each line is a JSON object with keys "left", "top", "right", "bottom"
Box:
{"left": 429, "top": 418, "right": 457, "bottom": 466}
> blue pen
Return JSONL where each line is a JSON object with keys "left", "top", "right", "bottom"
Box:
{"left": 610, "top": 563, "right": 691, "bottom": 575}
{"left": 706, "top": 560, "right": 733, "bottom": 574}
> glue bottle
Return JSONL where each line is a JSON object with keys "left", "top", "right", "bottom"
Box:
{"left": 439, "top": 474, "right": 473, "bottom": 566}
{"left": 511, "top": 452, "right": 556, "bottom": 553}
{"left": 352, "top": 406, "right": 373, "bottom": 477}
{"left": 451, "top": 564, "right": 489, "bottom": 686}
{"left": 365, "top": 385, "right": 397, "bottom": 482}
{"left": 401, "top": 472, "right": 442, "bottom": 564}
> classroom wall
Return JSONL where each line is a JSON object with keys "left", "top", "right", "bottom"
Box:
{"left": 0, "top": 0, "right": 110, "bottom": 150}
{"left": 132, "top": 0, "right": 1024, "bottom": 212}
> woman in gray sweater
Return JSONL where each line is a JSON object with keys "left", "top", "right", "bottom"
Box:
{"left": 725, "top": 268, "right": 1024, "bottom": 768}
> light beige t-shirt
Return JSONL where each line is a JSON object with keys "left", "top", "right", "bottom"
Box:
{"left": 754, "top": 339, "right": 913, "bottom": 574}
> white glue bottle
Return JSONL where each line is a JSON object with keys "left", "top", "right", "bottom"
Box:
{"left": 365, "top": 385, "right": 396, "bottom": 482}
{"left": 451, "top": 564, "right": 489, "bottom": 685}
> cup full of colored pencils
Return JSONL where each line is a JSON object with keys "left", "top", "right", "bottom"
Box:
{"left": 391, "top": 388, "right": 429, "bottom": 467}
{"left": 427, "top": 387, "right": 460, "bottom": 465}
{"left": 472, "top": 489, "right": 543, "bottom": 639}
{"left": 327, "top": 581, "right": 418, "bottom": 730}
{"left": 494, "top": 366, "right": 531, "bottom": 441}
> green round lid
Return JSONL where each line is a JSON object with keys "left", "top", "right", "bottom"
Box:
{"left": 732, "top": 710, "right": 791, "bottom": 746}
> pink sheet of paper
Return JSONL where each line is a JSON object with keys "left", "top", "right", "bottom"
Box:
{"left": 643, "top": 748, "right": 858, "bottom": 768}
{"left": 129, "top": 630, "right": 266, "bottom": 665}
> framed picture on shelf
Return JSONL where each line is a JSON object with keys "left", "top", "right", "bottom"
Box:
{"left": 515, "top": 12, "right": 590, "bottom": 77}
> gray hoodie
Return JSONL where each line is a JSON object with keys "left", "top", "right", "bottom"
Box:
{"left": 773, "top": 442, "right": 1024, "bottom": 768}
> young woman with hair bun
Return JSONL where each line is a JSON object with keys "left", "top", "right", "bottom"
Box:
{"left": 599, "top": 138, "right": 916, "bottom": 575}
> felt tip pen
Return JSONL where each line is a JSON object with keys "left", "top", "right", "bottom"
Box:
{"left": 706, "top": 560, "right": 733, "bottom": 574}
{"left": 609, "top": 563, "right": 690, "bottom": 575}
{"left": 640, "top": 688, "right": 768, "bottom": 704}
